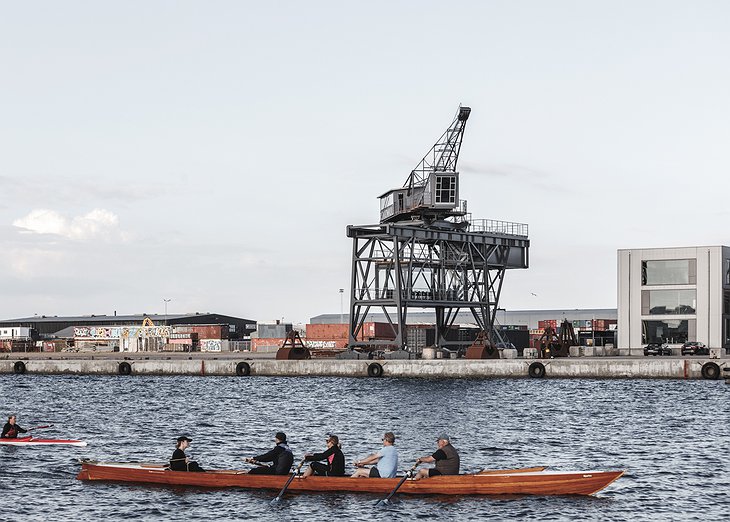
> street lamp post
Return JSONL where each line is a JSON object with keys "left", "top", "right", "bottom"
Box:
{"left": 339, "top": 288, "right": 344, "bottom": 324}
{"left": 163, "top": 298, "right": 172, "bottom": 325}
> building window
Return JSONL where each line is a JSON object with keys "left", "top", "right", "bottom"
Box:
{"left": 641, "top": 289, "right": 696, "bottom": 315}
{"left": 434, "top": 175, "right": 456, "bottom": 204}
{"left": 642, "top": 319, "right": 694, "bottom": 344}
{"left": 725, "top": 259, "right": 730, "bottom": 285}
{"left": 641, "top": 259, "right": 696, "bottom": 285}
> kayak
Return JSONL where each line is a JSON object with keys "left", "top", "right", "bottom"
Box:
{"left": 0, "top": 436, "right": 88, "bottom": 447}
{"left": 77, "top": 462, "right": 623, "bottom": 496}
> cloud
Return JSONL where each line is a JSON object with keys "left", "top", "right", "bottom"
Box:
{"left": 12, "top": 208, "right": 125, "bottom": 241}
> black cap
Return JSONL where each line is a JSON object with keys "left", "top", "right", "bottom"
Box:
{"left": 275, "top": 432, "right": 287, "bottom": 443}
{"left": 177, "top": 436, "right": 192, "bottom": 443}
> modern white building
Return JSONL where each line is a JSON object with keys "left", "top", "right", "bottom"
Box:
{"left": 617, "top": 246, "right": 730, "bottom": 354}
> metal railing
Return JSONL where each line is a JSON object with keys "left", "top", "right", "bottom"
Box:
{"left": 468, "top": 219, "right": 528, "bottom": 237}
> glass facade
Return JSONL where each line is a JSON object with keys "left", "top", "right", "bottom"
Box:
{"left": 641, "top": 259, "right": 696, "bottom": 285}
{"left": 725, "top": 259, "right": 730, "bottom": 285}
{"left": 641, "top": 289, "right": 696, "bottom": 315}
{"left": 642, "top": 319, "right": 694, "bottom": 344}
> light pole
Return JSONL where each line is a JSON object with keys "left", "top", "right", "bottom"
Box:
{"left": 163, "top": 298, "right": 171, "bottom": 325}
{"left": 339, "top": 288, "right": 344, "bottom": 324}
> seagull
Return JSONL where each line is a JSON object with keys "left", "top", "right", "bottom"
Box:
{"left": 530, "top": 292, "right": 538, "bottom": 297}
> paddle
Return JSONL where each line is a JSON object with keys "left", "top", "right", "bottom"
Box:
{"left": 27, "top": 424, "right": 54, "bottom": 431}
{"left": 376, "top": 462, "right": 419, "bottom": 507}
{"left": 270, "top": 458, "right": 306, "bottom": 505}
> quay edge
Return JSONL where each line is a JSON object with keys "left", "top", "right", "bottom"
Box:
{"left": 0, "top": 356, "right": 728, "bottom": 380}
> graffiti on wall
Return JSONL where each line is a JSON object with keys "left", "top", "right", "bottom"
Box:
{"left": 201, "top": 339, "right": 222, "bottom": 352}
{"left": 305, "top": 340, "right": 338, "bottom": 349}
{"left": 74, "top": 326, "right": 172, "bottom": 339}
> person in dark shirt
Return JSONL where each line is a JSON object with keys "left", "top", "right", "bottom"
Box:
{"left": 246, "top": 431, "right": 294, "bottom": 475}
{"left": 170, "top": 436, "right": 205, "bottom": 472}
{"left": 302, "top": 433, "right": 345, "bottom": 478}
{"left": 413, "top": 433, "right": 460, "bottom": 480}
{"left": 1, "top": 415, "right": 28, "bottom": 439}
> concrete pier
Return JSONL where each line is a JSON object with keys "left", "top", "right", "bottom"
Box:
{"left": 0, "top": 353, "right": 728, "bottom": 380}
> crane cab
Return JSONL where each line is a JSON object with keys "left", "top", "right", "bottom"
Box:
{"left": 379, "top": 171, "right": 462, "bottom": 223}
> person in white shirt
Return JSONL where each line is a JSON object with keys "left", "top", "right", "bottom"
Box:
{"left": 351, "top": 431, "right": 399, "bottom": 478}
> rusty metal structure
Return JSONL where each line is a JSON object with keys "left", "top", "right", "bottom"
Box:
{"left": 536, "top": 320, "right": 578, "bottom": 358}
{"left": 345, "top": 107, "right": 530, "bottom": 354}
{"left": 275, "top": 330, "right": 311, "bottom": 360}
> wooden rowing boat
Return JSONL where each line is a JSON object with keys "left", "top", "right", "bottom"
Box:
{"left": 76, "top": 461, "right": 623, "bottom": 496}
{"left": 0, "top": 436, "right": 87, "bottom": 447}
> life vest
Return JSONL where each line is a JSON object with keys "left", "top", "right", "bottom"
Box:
{"left": 434, "top": 443, "right": 460, "bottom": 475}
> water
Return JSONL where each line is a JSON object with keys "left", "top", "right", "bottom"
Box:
{"left": 1, "top": 375, "right": 728, "bottom": 520}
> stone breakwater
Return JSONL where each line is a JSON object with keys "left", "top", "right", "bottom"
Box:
{"left": 1, "top": 353, "right": 728, "bottom": 380}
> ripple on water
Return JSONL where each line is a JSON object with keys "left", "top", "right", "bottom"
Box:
{"left": 0, "top": 375, "right": 727, "bottom": 520}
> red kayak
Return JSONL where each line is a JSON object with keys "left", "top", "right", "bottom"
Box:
{"left": 0, "top": 436, "right": 87, "bottom": 447}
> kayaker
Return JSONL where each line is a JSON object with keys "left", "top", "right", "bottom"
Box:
{"left": 301, "top": 433, "right": 345, "bottom": 478}
{"left": 351, "top": 431, "right": 398, "bottom": 478}
{"left": 170, "top": 436, "right": 205, "bottom": 472}
{"left": 246, "top": 431, "right": 294, "bottom": 475}
{"left": 413, "top": 433, "right": 460, "bottom": 480}
{"left": 1, "top": 415, "right": 28, "bottom": 439}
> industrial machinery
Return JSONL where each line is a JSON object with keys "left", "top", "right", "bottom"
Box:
{"left": 344, "top": 107, "right": 530, "bottom": 356}
{"left": 275, "top": 330, "right": 311, "bottom": 360}
{"left": 536, "top": 320, "right": 578, "bottom": 358}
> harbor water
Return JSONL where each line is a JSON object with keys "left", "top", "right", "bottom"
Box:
{"left": 0, "top": 375, "right": 728, "bottom": 520}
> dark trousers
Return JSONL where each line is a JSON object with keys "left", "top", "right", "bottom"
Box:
{"left": 249, "top": 466, "right": 276, "bottom": 475}
{"left": 311, "top": 462, "right": 329, "bottom": 476}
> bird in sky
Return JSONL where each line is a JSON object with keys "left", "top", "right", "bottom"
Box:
{"left": 530, "top": 292, "right": 538, "bottom": 297}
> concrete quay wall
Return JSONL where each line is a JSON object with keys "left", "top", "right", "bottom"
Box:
{"left": 0, "top": 355, "right": 728, "bottom": 380}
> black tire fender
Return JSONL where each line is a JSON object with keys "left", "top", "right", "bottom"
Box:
{"left": 235, "top": 362, "right": 251, "bottom": 376}
{"left": 367, "top": 362, "right": 383, "bottom": 378}
{"left": 13, "top": 361, "right": 26, "bottom": 375}
{"left": 701, "top": 362, "right": 720, "bottom": 380}
{"left": 528, "top": 362, "right": 545, "bottom": 379}
{"left": 118, "top": 361, "right": 132, "bottom": 376}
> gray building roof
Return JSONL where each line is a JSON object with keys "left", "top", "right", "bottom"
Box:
{"left": 310, "top": 308, "right": 617, "bottom": 330}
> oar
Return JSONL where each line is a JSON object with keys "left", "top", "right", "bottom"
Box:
{"left": 270, "top": 458, "right": 306, "bottom": 505}
{"left": 27, "top": 424, "right": 54, "bottom": 431}
{"left": 243, "top": 458, "right": 269, "bottom": 468}
{"left": 376, "top": 462, "right": 419, "bottom": 507}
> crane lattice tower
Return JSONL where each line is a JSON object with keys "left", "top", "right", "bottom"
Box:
{"left": 346, "top": 107, "right": 530, "bottom": 353}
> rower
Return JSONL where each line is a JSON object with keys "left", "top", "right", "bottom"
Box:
{"left": 351, "top": 431, "right": 398, "bottom": 478}
{"left": 170, "top": 436, "right": 205, "bottom": 472}
{"left": 413, "top": 433, "right": 460, "bottom": 480}
{"left": 1, "top": 415, "right": 28, "bottom": 439}
{"left": 245, "top": 431, "right": 294, "bottom": 475}
{"left": 301, "top": 433, "right": 346, "bottom": 478}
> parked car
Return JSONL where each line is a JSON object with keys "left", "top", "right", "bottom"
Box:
{"left": 644, "top": 342, "right": 672, "bottom": 356}
{"left": 680, "top": 342, "right": 709, "bottom": 356}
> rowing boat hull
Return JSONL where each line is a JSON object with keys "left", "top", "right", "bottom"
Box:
{"left": 0, "top": 437, "right": 87, "bottom": 447}
{"left": 77, "top": 462, "right": 623, "bottom": 496}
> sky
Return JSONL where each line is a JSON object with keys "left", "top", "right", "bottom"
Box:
{"left": 1, "top": 1, "right": 729, "bottom": 324}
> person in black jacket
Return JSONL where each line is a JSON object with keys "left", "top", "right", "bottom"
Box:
{"left": 302, "top": 433, "right": 345, "bottom": 478}
{"left": 1, "top": 415, "right": 28, "bottom": 439}
{"left": 246, "top": 432, "right": 294, "bottom": 475}
{"left": 170, "top": 436, "right": 205, "bottom": 472}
